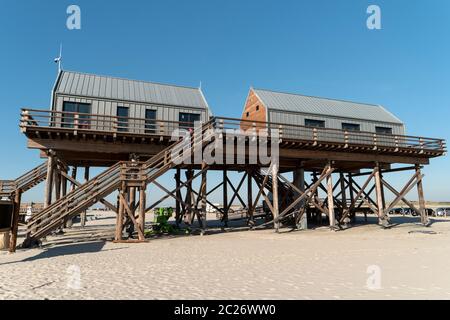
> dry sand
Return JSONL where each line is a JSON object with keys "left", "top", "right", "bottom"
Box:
{"left": 1, "top": 211, "right": 450, "bottom": 300}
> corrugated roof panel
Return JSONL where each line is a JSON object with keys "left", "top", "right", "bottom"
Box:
{"left": 56, "top": 71, "right": 209, "bottom": 111}
{"left": 253, "top": 89, "right": 403, "bottom": 124}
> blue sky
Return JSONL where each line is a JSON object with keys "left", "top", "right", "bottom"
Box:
{"left": 0, "top": 0, "right": 449, "bottom": 203}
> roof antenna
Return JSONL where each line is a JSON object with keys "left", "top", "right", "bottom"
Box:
{"left": 54, "top": 43, "right": 63, "bottom": 73}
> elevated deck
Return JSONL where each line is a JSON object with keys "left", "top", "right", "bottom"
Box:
{"left": 21, "top": 109, "right": 446, "bottom": 171}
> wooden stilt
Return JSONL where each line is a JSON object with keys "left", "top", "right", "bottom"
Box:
{"left": 175, "top": 168, "right": 181, "bottom": 224}
{"left": 247, "top": 169, "right": 254, "bottom": 227}
{"left": 54, "top": 165, "right": 61, "bottom": 201}
{"left": 416, "top": 164, "right": 428, "bottom": 225}
{"left": 200, "top": 162, "right": 207, "bottom": 234}
{"left": 326, "top": 163, "right": 335, "bottom": 229}
{"left": 348, "top": 173, "right": 355, "bottom": 221}
{"left": 272, "top": 163, "right": 280, "bottom": 232}
{"left": 115, "top": 186, "right": 125, "bottom": 241}
{"left": 222, "top": 169, "right": 228, "bottom": 227}
{"left": 294, "top": 167, "right": 307, "bottom": 230}
{"left": 138, "top": 187, "right": 146, "bottom": 240}
{"left": 80, "top": 166, "right": 89, "bottom": 227}
{"left": 374, "top": 163, "right": 386, "bottom": 225}
{"left": 44, "top": 151, "right": 55, "bottom": 208}
{"left": 340, "top": 172, "right": 348, "bottom": 223}
{"left": 9, "top": 190, "right": 22, "bottom": 253}
{"left": 185, "top": 167, "right": 193, "bottom": 224}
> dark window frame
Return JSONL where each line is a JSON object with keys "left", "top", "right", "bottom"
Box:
{"left": 305, "top": 119, "right": 326, "bottom": 128}
{"left": 145, "top": 109, "right": 157, "bottom": 134}
{"left": 116, "top": 106, "right": 129, "bottom": 132}
{"left": 375, "top": 126, "right": 393, "bottom": 135}
{"left": 342, "top": 123, "right": 361, "bottom": 132}
{"left": 62, "top": 101, "right": 91, "bottom": 129}
{"left": 179, "top": 112, "right": 201, "bottom": 131}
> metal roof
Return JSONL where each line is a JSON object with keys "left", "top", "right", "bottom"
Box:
{"left": 55, "top": 71, "right": 210, "bottom": 111}
{"left": 253, "top": 88, "right": 403, "bottom": 125}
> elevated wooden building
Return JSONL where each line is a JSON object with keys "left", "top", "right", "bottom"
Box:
{"left": 0, "top": 71, "right": 446, "bottom": 252}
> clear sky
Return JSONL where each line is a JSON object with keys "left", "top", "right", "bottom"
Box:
{"left": 0, "top": 0, "right": 449, "bottom": 203}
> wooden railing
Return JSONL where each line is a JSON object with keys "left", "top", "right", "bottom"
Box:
{"left": 217, "top": 117, "right": 446, "bottom": 153}
{"left": 21, "top": 109, "right": 200, "bottom": 137}
{"left": 20, "top": 109, "right": 446, "bottom": 153}
{"left": 0, "top": 162, "right": 48, "bottom": 196}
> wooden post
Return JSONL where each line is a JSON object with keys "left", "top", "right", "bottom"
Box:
{"left": 313, "top": 172, "right": 320, "bottom": 225}
{"left": 65, "top": 166, "right": 77, "bottom": 228}
{"left": 115, "top": 188, "right": 125, "bottom": 241}
{"left": 138, "top": 187, "right": 146, "bottom": 241}
{"left": 272, "top": 163, "right": 280, "bottom": 232}
{"left": 44, "top": 152, "right": 55, "bottom": 208}
{"left": 81, "top": 166, "right": 89, "bottom": 227}
{"left": 340, "top": 172, "right": 348, "bottom": 222}
{"left": 175, "top": 168, "right": 181, "bottom": 224}
{"left": 61, "top": 167, "right": 67, "bottom": 198}
{"left": 374, "top": 163, "right": 385, "bottom": 225}
{"left": 294, "top": 168, "right": 307, "bottom": 230}
{"left": 54, "top": 165, "right": 61, "bottom": 201}
{"left": 200, "top": 162, "right": 207, "bottom": 234}
{"left": 247, "top": 169, "right": 254, "bottom": 227}
{"left": 185, "top": 167, "right": 193, "bottom": 224}
{"left": 9, "top": 190, "right": 22, "bottom": 253}
{"left": 348, "top": 173, "right": 355, "bottom": 221}
{"left": 416, "top": 165, "right": 427, "bottom": 225}
{"left": 326, "top": 164, "right": 335, "bottom": 229}
{"left": 70, "top": 167, "right": 78, "bottom": 192}
{"left": 223, "top": 169, "right": 229, "bottom": 227}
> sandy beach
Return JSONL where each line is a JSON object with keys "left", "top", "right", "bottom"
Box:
{"left": 1, "top": 212, "right": 450, "bottom": 300}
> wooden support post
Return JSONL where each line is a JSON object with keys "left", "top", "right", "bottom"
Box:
{"left": 138, "top": 187, "right": 146, "bottom": 241}
{"left": 247, "top": 170, "right": 254, "bottom": 227}
{"left": 294, "top": 168, "right": 307, "bottom": 230}
{"left": 348, "top": 173, "right": 355, "bottom": 221}
{"left": 44, "top": 151, "right": 55, "bottom": 208}
{"left": 416, "top": 164, "right": 428, "bottom": 225}
{"left": 81, "top": 166, "right": 89, "bottom": 227}
{"left": 9, "top": 190, "right": 22, "bottom": 253}
{"left": 70, "top": 167, "right": 78, "bottom": 192}
{"left": 326, "top": 164, "right": 336, "bottom": 229}
{"left": 54, "top": 165, "right": 61, "bottom": 201}
{"left": 185, "top": 167, "right": 193, "bottom": 225}
{"left": 115, "top": 187, "right": 125, "bottom": 241}
{"left": 65, "top": 166, "right": 77, "bottom": 228}
{"left": 313, "top": 172, "right": 320, "bottom": 225}
{"left": 374, "top": 163, "right": 386, "bottom": 225}
{"left": 222, "top": 169, "right": 228, "bottom": 227}
{"left": 200, "top": 162, "right": 207, "bottom": 234}
{"left": 61, "top": 167, "right": 67, "bottom": 198}
{"left": 175, "top": 168, "right": 181, "bottom": 224}
{"left": 340, "top": 172, "right": 348, "bottom": 223}
{"left": 272, "top": 163, "right": 280, "bottom": 232}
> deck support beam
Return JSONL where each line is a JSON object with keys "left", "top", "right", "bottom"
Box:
{"left": 294, "top": 167, "right": 307, "bottom": 230}
{"left": 9, "top": 190, "right": 22, "bottom": 253}
{"left": 44, "top": 150, "right": 55, "bottom": 208}
{"left": 416, "top": 164, "right": 428, "bottom": 225}
{"left": 326, "top": 163, "right": 336, "bottom": 229}
{"left": 272, "top": 162, "right": 280, "bottom": 232}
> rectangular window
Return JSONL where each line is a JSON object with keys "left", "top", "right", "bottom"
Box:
{"left": 116, "top": 106, "right": 129, "bottom": 132}
{"left": 342, "top": 123, "right": 360, "bottom": 131}
{"left": 305, "top": 119, "right": 325, "bottom": 128}
{"left": 145, "top": 109, "right": 157, "bottom": 134}
{"left": 375, "top": 126, "right": 392, "bottom": 135}
{"left": 179, "top": 113, "right": 201, "bottom": 130}
{"left": 62, "top": 102, "right": 91, "bottom": 128}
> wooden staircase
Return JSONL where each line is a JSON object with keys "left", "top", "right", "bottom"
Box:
{"left": 23, "top": 119, "right": 217, "bottom": 247}
{"left": 0, "top": 162, "right": 48, "bottom": 198}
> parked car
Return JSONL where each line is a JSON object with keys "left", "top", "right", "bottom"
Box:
{"left": 435, "top": 207, "right": 450, "bottom": 217}
{"left": 389, "top": 208, "right": 411, "bottom": 215}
